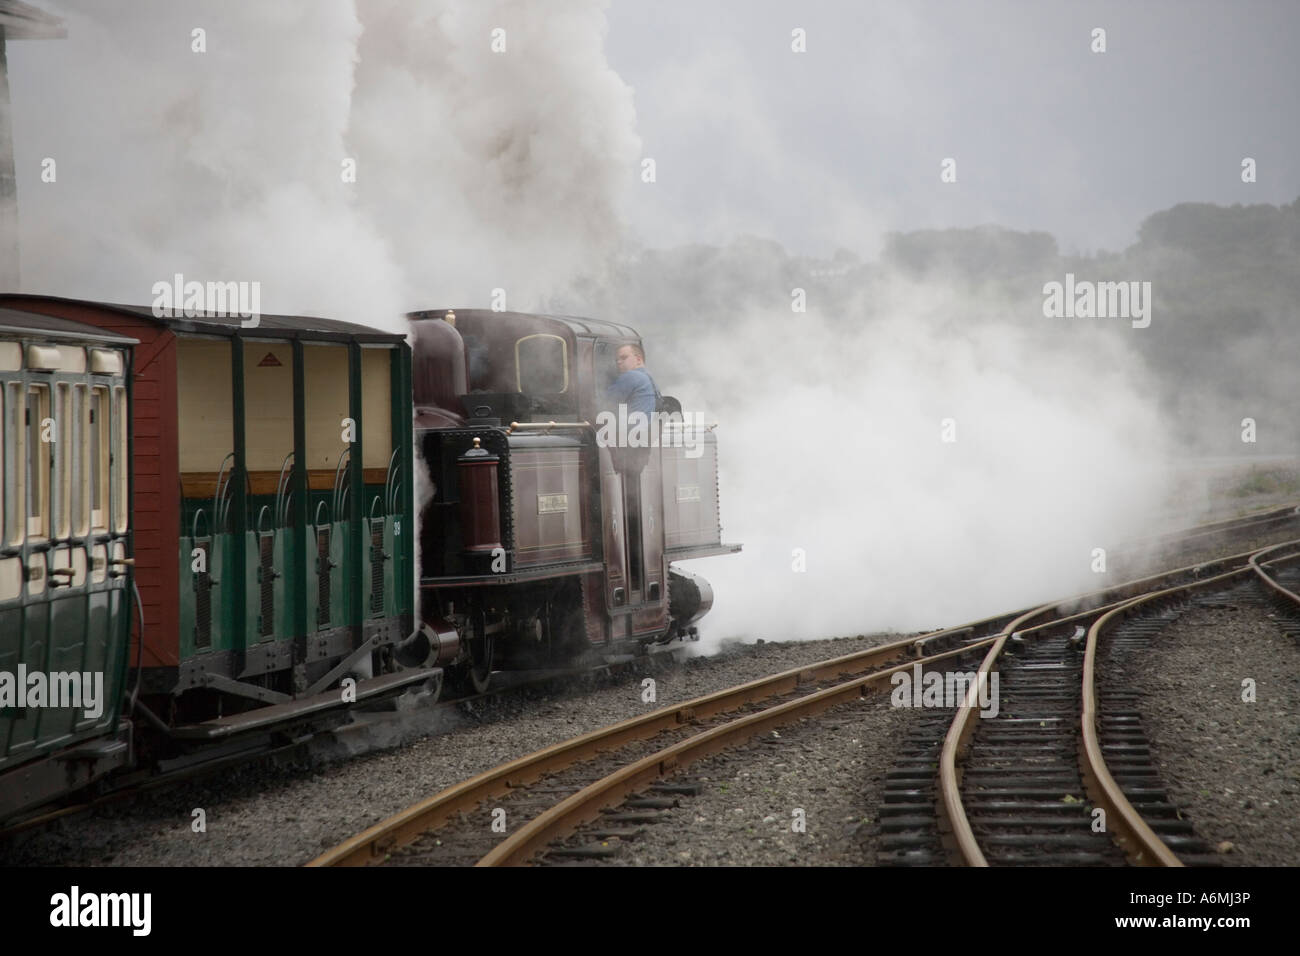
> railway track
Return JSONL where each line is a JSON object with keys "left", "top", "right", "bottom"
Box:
{"left": 308, "top": 622, "right": 1002, "bottom": 866}
{"left": 926, "top": 539, "right": 1300, "bottom": 867}
{"left": 1116, "top": 503, "right": 1300, "bottom": 559}
{"left": 1248, "top": 541, "right": 1300, "bottom": 638}
{"left": 311, "top": 542, "right": 1288, "bottom": 867}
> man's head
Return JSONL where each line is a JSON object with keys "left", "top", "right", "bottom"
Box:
{"left": 615, "top": 343, "right": 645, "bottom": 372}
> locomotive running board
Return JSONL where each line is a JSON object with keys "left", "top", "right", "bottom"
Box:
{"left": 664, "top": 543, "right": 742, "bottom": 560}
{"left": 168, "top": 669, "right": 442, "bottom": 740}
{"left": 420, "top": 559, "right": 604, "bottom": 588}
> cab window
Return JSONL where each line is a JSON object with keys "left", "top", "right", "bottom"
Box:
{"left": 515, "top": 334, "right": 568, "bottom": 394}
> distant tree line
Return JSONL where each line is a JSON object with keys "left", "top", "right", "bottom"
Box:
{"left": 555, "top": 197, "right": 1300, "bottom": 455}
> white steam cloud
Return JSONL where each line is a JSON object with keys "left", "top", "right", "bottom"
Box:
{"left": 10, "top": 0, "right": 638, "bottom": 320}
{"left": 348, "top": 0, "right": 640, "bottom": 307}
{"left": 12, "top": 2, "right": 1183, "bottom": 652}
{"left": 662, "top": 272, "right": 1175, "bottom": 645}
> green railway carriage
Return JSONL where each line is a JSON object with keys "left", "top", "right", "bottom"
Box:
{"left": 0, "top": 308, "right": 135, "bottom": 820}
{"left": 0, "top": 296, "right": 420, "bottom": 756}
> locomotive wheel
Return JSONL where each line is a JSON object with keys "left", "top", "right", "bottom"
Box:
{"left": 468, "top": 635, "right": 494, "bottom": 694}
{"left": 466, "top": 610, "right": 495, "bottom": 694}
{"left": 433, "top": 670, "right": 446, "bottom": 703}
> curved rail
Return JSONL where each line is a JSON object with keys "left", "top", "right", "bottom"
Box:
{"left": 937, "top": 605, "right": 1052, "bottom": 866}
{"left": 1077, "top": 563, "right": 1258, "bottom": 865}
{"left": 475, "top": 644, "right": 987, "bottom": 867}
{"left": 313, "top": 541, "right": 1287, "bottom": 867}
{"left": 1248, "top": 541, "right": 1300, "bottom": 605}
{"left": 935, "top": 537, "right": 1300, "bottom": 866}
{"left": 307, "top": 624, "right": 1008, "bottom": 867}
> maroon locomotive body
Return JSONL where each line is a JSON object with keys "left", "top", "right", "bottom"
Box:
{"left": 408, "top": 309, "right": 737, "bottom": 691}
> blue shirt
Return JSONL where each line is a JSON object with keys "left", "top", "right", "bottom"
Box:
{"left": 606, "top": 367, "right": 658, "bottom": 418}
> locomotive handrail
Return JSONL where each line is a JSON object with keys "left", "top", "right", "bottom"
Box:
{"left": 506, "top": 420, "right": 591, "bottom": 435}
{"left": 659, "top": 420, "right": 718, "bottom": 431}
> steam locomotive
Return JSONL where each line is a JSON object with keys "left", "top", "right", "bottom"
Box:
{"left": 0, "top": 295, "right": 737, "bottom": 821}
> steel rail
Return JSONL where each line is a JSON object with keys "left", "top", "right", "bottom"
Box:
{"left": 473, "top": 551, "right": 1290, "bottom": 866}
{"left": 1248, "top": 542, "right": 1300, "bottom": 605}
{"left": 1077, "top": 563, "right": 1258, "bottom": 866}
{"left": 308, "top": 543, "right": 1286, "bottom": 867}
{"left": 475, "top": 641, "right": 989, "bottom": 867}
{"left": 1077, "top": 538, "right": 1300, "bottom": 865}
{"left": 486, "top": 540, "right": 1277, "bottom": 868}
{"left": 305, "top": 625, "right": 996, "bottom": 867}
{"left": 936, "top": 605, "right": 1055, "bottom": 867}
{"left": 1121, "top": 502, "right": 1299, "bottom": 553}
{"left": 937, "top": 538, "right": 1300, "bottom": 866}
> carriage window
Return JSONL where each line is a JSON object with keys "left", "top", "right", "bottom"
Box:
{"left": 27, "top": 384, "right": 50, "bottom": 540}
{"left": 113, "top": 387, "right": 128, "bottom": 533}
{"left": 74, "top": 385, "right": 89, "bottom": 536}
{"left": 3, "top": 385, "right": 22, "bottom": 545}
{"left": 515, "top": 334, "right": 568, "bottom": 394}
{"left": 90, "top": 386, "right": 108, "bottom": 531}
{"left": 55, "top": 383, "right": 71, "bottom": 539}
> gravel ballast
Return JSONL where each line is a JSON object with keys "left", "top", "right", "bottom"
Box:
{"left": 1, "top": 633, "right": 906, "bottom": 867}
{"left": 549, "top": 695, "right": 909, "bottom": 866}
{"left": 1129, "top": 590, "right": 1300, "bottom": 866}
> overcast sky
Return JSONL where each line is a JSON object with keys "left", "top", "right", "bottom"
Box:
{"left": 6, "top": 0, "right": 1298, "bottom": 287}
{"left": 604, "top": 0, "right": 1300, "bottom": 257}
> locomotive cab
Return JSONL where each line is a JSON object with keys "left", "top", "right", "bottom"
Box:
{"left": 409, "top": 308, "right": 738, "bottom": 689}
